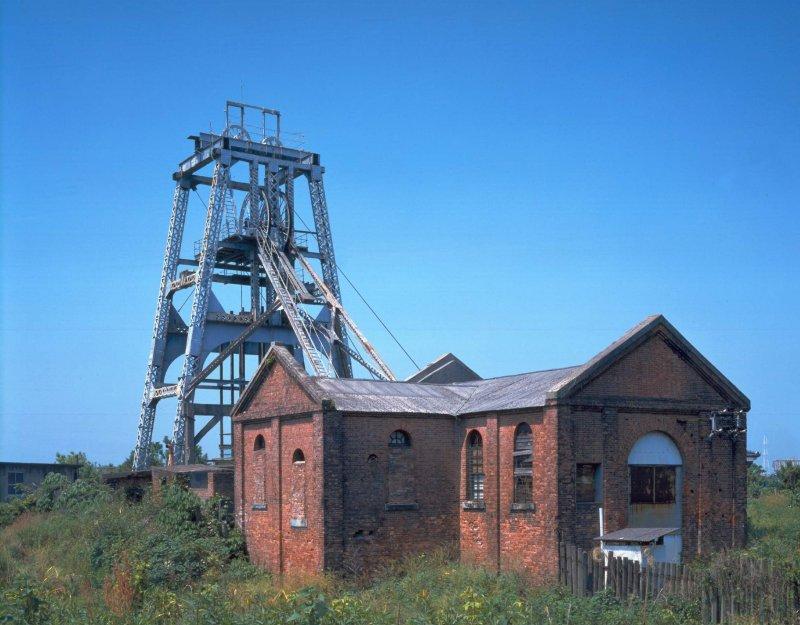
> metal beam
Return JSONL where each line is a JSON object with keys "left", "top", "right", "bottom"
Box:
{"left": 194, "top": 416, "right": 222, "bottom": 444}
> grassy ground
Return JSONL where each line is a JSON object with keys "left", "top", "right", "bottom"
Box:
{"left": 1, "top": 468, "right": 797, "bottom": 625}
{"left": 0, "top": 476, "right": 701, "bottom": 625}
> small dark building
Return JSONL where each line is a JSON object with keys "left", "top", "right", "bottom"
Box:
{"left": 0, "top": 462, "right": 81, "bottom": 502}
{"left": 151, "top": 464, "right": 234, "bottom": 501}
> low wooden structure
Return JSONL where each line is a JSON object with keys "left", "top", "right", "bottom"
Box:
{"left": 559, "top": 542, "right": 800, "bottom": 624}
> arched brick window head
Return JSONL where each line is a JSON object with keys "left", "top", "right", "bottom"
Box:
{"left": 389, "top": 430, "right": 410, "bottom": 447}
{"left": 513, "top": 423, "right": 533, "bottom": 504}
{"left": 254, "top": 434, "right": 265, "bottom": 451}
{"left": 466, "top": 431, "right": 485, "bottom": 501}
{"left": 292, "top": 449, "right": 305, "bottom": 464}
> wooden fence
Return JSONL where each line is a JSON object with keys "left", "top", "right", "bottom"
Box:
{"left": 558, "top": 542, "right": 800, "bottom": 624}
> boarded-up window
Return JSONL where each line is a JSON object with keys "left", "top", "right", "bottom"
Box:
{"left": 290, "top": 449, "right": 307, "bottom": 527}
{"left": 387, "top": 431, "right": 415, "bottom": 503}
{"left": 630, "top": 466, "right": 676, "bottom": 504}
{"left": 513, "top": 423, "right": 533, "bottom": 503}
{"left": 576, "top": 463, "right": 601, "bottom": 503}
{"left": 253, "top": 435, "right": 266, "bottom": 506}
{"left": 466, "top": 431, "right": 484, "bottom": 501}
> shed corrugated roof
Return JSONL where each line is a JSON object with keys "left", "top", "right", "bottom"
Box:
{"left": 597, "top": 527, "right": 679, "bottom": 543}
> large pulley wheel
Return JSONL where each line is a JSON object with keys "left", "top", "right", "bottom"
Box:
{"left": 266, "top": 189, "right": 294, "bottom": 251}
{"left": 225, "top": 124, "right": 251, "bottom": 141}
{"left": 239, "top": 193, "right": 264, "bottom": 233}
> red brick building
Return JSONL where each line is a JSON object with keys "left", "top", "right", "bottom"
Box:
{"left": 231, "top": 315, "right": 749, "bottom": 580}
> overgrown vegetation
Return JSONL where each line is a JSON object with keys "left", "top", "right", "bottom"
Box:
{"left": 746, "top": 463, "right": 800, "bottom": 573}
{"left": 1, "top": 458, "right": 798, "bottom": 624}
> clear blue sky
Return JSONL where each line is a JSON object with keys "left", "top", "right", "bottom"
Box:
{"left": 1, "top": 1, "right": 798, "bottom": 467}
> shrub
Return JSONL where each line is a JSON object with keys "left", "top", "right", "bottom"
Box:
{"left": 34, "top": 473, "right": 71, "bottom": 511}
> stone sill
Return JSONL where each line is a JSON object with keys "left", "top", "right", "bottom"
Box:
{"left": 384, "top": 502, "right": 419, "bottom": 512}
{"left": 290, "top": 517, "right": 308, "bottom": 529}
{"left": 461, "top": 500, "right": 486, "bottom": 511}
{"left": 510, "top": 502, "right": 536, "bottom": 512}
{"left": 251, "top": 503, "right": 267, "bottom": 511}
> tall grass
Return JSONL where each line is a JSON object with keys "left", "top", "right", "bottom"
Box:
{"left": 7, "top": 471, "right": 798, "bottom": 625}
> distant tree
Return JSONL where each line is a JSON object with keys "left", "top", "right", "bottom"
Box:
{"left": 118, "top": 441, "right": 166, "bottom": 471}
{"left": 117, "top": 439, "right": 209, "bottom": 471}
{"left": 55, "top": 451, "right": 90, "bottom": 466}
{"left": 194, "top": 444, "right": 209, "bottom": 465}
{"left": 748, "top": 463, "right": 768, "bottom": 498}
{"left": 776, "top": 463, "right": 800, "bottom": 493}
{"left": 747, "top": 463, "right": 783, "bottom": 498}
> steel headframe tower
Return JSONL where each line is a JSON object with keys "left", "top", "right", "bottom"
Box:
{"left": 133, "top": 102, "right": 395, "bottom": 469}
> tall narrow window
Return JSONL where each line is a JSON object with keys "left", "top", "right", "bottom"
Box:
{"left": 290, "top": 449, "right": 307, "bottom": 527}
{"left": 576, "top": 463, "right": 602, "bottom": 504}
{"left": 466, "top": 431, "right": 484, "bottom": 501}
{"left": 7, "top": 472, "right": 24, "bottom": 497}
{"left": 513, "top": 423, "right": 533, "bottom": 504}
{"left": 387, "top": 430, "right": 415, "bottom": 505}
{"left": 252, "top": 434, "right": 266, "bottom": 509}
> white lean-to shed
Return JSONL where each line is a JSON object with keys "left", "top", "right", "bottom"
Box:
{"left": 597, "top": 527, "right": 681, "bottom": 566}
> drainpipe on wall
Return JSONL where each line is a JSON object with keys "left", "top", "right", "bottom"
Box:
{"left": 277, "top": 417, "right": 283, "bottom": 575}
{"left": 494, "top": 414, "right": 501, "bottom": 573}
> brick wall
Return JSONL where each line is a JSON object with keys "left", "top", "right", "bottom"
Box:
{"left": 232, "top": 328, "right": 747, "bottom": 579}
{"left": 457, "top": 407, "right": 560, "bottom": 582}
{"left": 331, "top": 413, "right": 459, "bottom": 575}
{"left": 233, "top": 356, "right": 325, "bottom": 575}
{"left": 561, "top": 331, "right": 747, "bottom": 561}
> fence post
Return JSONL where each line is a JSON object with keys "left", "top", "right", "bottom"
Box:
{"left": 571, "top": 545, "right": 578, "bottom": 594}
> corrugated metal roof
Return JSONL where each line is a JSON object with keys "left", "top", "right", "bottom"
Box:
{"left": 313, "top": 377, "right": 475, "bottom": 414}
{"left": 597, "top": 527, "right": 679, "bottom": 543}
{"left": 456, "top": 366, "right": 583, "bottom": 414}
{"left": 311, "top": 365, "right": 582, "bottom": 415}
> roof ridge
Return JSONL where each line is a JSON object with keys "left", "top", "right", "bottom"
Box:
{"left": 461, "top": 364, "right": 582, "bottom": 383}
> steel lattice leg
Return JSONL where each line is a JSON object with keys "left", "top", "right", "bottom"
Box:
{"left": 264, "top": 162, "right": 280, "bottom": 307}
{"left": 308, "top": 170, "right": 352, "bottom": 377}
{"left": 133, "top": 182, "right": 190, "bottom": 470}
{"left": 172, "top": 160, "right": 230, "bottom": 464}
{"left": 248, "top": 161, "right": 260, "bottom": 226}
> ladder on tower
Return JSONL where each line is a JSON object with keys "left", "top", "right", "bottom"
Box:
{"left": 255, "top": 226, "right": 335, "bottom": 377}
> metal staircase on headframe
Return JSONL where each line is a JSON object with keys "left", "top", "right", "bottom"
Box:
{"left": 132, "top": 101, "right": 395, "bottom": 469}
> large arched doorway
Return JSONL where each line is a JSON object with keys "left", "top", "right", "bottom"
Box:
{"left": 628, "top": 432, "right": 682, "bottom": 561}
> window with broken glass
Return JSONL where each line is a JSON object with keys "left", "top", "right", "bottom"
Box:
{"left": 466, "top": 431, "right": 485, "bottom": 501}
{"left": 513, "top": 423, "right": 533, "bottom": 504}
{"left": 630, "top": 465, "right": 676, "bottom": 504}
{"left": 389, "top": 430, "right": 410, "bottom": 447}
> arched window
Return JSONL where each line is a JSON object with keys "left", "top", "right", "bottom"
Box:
{"left": 252, "top": 434, "right": 267, "bottom": 509}
{"left": 628, "top": 432, "right": 681, "bottom": 506}
{"left": 466, "top": 431, "right": 485, "bottom": 501}
{"left": 513, "top": 423, "right": 533, "bottom": 503}
{"left": 292, "top": 449, "right": 305, "bottom": 464}
{"left": 389, "top": 430, "right": 410, "bottom": 447}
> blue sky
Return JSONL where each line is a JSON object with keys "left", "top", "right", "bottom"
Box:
{"left": 1, "top": 1, "right": 798, "bottom": 467}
